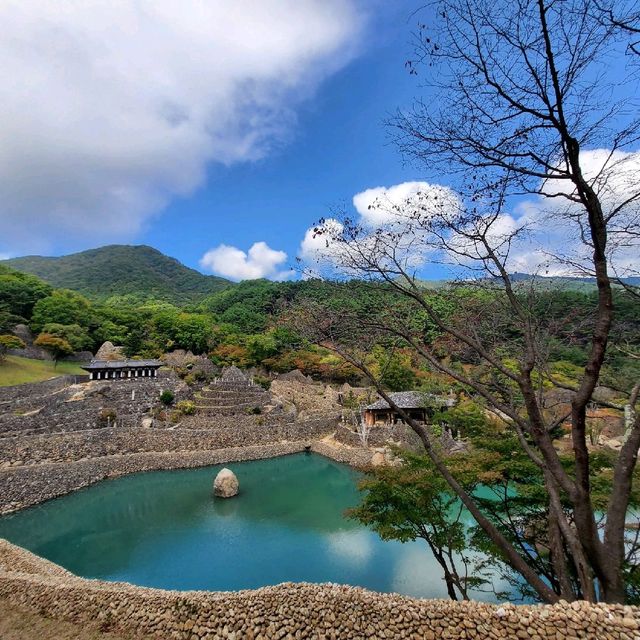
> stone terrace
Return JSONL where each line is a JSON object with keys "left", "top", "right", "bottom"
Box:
{"left": 193, "top": 365, "right": 272, "bottom": 416}
{"left": 0, "top": 371, "right": 189, "bottom": 436}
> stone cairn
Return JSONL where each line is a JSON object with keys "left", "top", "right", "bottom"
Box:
{"left": 194, "top": 366, "right": 271, "bottom": 416}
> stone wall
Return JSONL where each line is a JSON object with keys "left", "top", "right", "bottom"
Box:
{"left": 0, "top": 443, "right": 312, "bottom": 514}
{"left": 311, "top": 440, "right": 375, "bottom": 468}
{"left": 0, "top": 373, "right": 188, "bottom": 436}
{"left": 0, "top": 540, "right": 637, "bottom": 640}
{"left": 0, "top": 417, "right": 338, "bottom": 466}
{"left": 334, "top": 422, "right": 424, "bottom": 450}
{"left": 0, "top": 375, "right": 78, "bottom": 403}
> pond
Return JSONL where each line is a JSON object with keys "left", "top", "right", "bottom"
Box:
{"left": 0, "top": 453, "right": 503, "bottom": 599}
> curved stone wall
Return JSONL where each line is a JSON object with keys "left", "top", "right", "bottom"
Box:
{"left": 0, "top": 418, "right": 338, "bottom": 466}
{"left": 0, "top": 442, "right": 315, "bottom": 514}
{"left": 0, "top": 540, "right": 637, "bottom": 640}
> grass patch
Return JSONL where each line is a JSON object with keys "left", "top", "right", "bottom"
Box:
{"left": 0, "top": 355, "right": 85, "bottom": 387}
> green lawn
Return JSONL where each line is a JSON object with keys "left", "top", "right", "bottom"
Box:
{"left": 0, "top": 355, "right": 85, "bottom": 387}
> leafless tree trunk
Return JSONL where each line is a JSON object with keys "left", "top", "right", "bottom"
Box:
{"left": 297, "top": 0, "right": 640, "bottom": 603}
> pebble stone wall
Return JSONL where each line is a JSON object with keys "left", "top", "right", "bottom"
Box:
{"left": 0, "top": 417, "right": 338, "bottom": 466}
{"left": 0, "top": 540, "right": 638, "bottom": 640}
{"left": 0, "top": 442, "right": 319, "bottom": 514}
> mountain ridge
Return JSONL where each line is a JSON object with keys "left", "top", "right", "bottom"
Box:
{"left": 1, "top": 245, "right": 231, "bottom": 305}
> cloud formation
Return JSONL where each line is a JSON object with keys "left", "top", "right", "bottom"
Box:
{"left": 353, "top": 181, "right": 459, "bottom": 227}
{"left": 0, "top": 0, "right": 363, "bottom": 254}
{"left": 301, "top": 154, "right": 640, "bottom": 279}
{"left": 299, "top": 181, "right": 460, "bottom": 274}
{"left": 503, "top": 149, "right": 640, "bottom": 277}
{"left": 200, "top": 241, "right": 293, "bottom": 281}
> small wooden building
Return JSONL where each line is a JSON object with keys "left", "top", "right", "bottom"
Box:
{"left": 81, "top": 359, "right": 162, "bottom": 381}
{"left": 363, "top": 391, "right": 455, "bottom": 426}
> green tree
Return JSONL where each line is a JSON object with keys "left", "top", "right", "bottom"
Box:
{"left": 33, "top": 333, "right": 74, "bottom": 367}
{"left": 31, "top": 290, "right": 95, "bottom": 333}
{"left": 41, "top": 323, "right": 92, "bottom": 352}
{"left": 379, "top": 353, "right": 417, "bottom": 391}
{"left": 0, "top": 334, "right": 26, "bottom": 362}
{"left": 0, "top": 265, "right": 52, "bottom": 320}
{"left": 349, "top": 451, "right": 489, "bottom": 601}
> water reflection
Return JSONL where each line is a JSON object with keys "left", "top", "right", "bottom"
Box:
{"left": 0, "top": 453, "right": 503, "bottom": 600}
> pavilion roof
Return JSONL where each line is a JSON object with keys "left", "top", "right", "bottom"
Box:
{"left": 365, "top": 391, "right": 455, "bottom": 411}
{"left": 81, "top": 359, "right": 163, "bottom": 370}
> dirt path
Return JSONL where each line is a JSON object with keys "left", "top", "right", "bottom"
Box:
{"left": 0, "top": 599, "right": 143, "bottom": 640}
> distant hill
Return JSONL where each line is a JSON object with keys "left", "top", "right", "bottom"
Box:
{"left": 415, "top": 273, "right": 640, "bottom": 292}
{"left": 2, "top": 245, "right": 231, "bottom": 305}
{"left": 508, "top": 272, "right": 640, "bottom": 291}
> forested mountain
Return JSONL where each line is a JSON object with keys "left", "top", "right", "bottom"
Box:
{"left": 1, "top": 245, "right": 230, "bottom": 305}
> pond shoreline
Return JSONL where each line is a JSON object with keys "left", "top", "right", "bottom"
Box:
{"left": 0, "top": 437, "right": 373, "bottom": 515}
{"left": 0, "top": 538, "right": 638, "bottom": 640}
{"left": 1, "top": 434, "right": 639, "bottom": 638}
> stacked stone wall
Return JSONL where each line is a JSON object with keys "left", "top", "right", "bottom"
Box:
{"left": 0, "top": 443, "right": 312, "bottom": 514}
{"left": 0, "top": 375, "right": 78, "bottom": 404}
{"left": 0, "top": 540, "right": 637, "bottom": 640}
{"left": 0, "top": 374, "right": 188, "bottom": 436}
{"left": 0, "top": 417, "right": 338, "bottom": 466}
{"left": 334, "top": 422, "right": 424, "bottom": 450}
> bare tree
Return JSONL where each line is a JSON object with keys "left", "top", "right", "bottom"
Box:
{"left": 298, "top": 0, "right": 640, "bottom": 604}
{"left": 594, "top": 1, "right": 640, "bottom": 56}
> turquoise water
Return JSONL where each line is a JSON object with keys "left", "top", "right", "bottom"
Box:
{"left": 0, "top": 453, "right": 499, "bottom": 599}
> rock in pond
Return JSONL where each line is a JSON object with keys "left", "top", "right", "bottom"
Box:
{"left": 213, "top": 468, "right": 239, "bottom": 498}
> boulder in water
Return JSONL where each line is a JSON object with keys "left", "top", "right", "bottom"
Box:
{"left": 213, "top": 468, "right": 239, "bottom": 498}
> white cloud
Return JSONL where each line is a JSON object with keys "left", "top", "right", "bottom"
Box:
{"left": 353, "top": 181, "right": 459, "bottom": 227}
{"left": 299, "top": 181, "right": 461, "bottom": 275}
{"left": 299, "top": 218, "right": 345, "bottom": 270}
{"left": 509, "top": 149, "right": 640, "bottom": 277}
{"left": 0, "top": 0, "right": 364, "bottom": 254}
{"left": 300, "top": 152, "right": 640, "bottom": 279}
{"left": 200, "top": 241, "right": 293, "bottom": 281}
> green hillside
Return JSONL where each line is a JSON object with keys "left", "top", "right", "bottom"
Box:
{"left": 0, "top": 355, "right": 85, "bottom": 387}
{"left": 2, "top": 245, "right": 231, "bottom": 305}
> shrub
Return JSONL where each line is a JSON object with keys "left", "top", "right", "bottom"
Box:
{"left": 176, "top": 400, "right": 196, "bottom": 415}
{"left": 0, "top": 334, "right": 26, "bottom": 361}
{"left": 98, "top": 408, "right": 117, "bottom": 425}
{"left": 160, "top": 390, "right": 175, "bottom": 405}
{"left": 253, "top": 375, "right": 271, "bottom": 390}
{"left": 33, "top": 333, "right": 74, "bottom": 366}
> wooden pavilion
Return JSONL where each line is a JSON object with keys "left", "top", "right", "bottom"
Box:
{"left": 81, "top": 359, "right": 162, "bottom": 381}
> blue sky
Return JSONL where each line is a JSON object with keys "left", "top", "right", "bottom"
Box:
{"left": 132, "top": 1, "right": 426, "bottom": 276}
{"left": 0, "top": 0, "right": 433, "bottom": 278}
{"left": 2, "top": 1, "right": 637, "bottom": 282}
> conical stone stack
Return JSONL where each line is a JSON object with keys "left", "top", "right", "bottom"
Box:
{"left": 194, "top": 366, "right": 271, "bottom": 416}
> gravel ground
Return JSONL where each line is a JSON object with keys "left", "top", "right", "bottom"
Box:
{"left": 0, "top": 598, "right": 142, "bottom": 639}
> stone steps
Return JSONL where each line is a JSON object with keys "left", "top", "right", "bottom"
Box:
{"left": 194, "top": 406, "right": 265, "bottom": 416}
{"left": 196, "top": 391, "right": 267, "bottom": 401}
